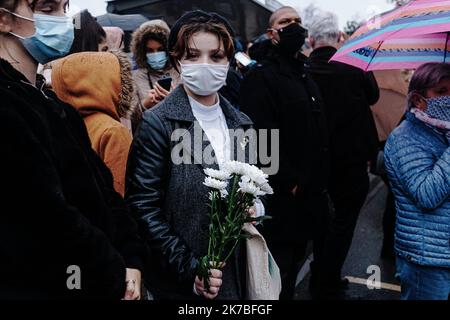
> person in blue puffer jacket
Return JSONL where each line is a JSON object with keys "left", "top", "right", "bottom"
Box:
{"left": 385, "top": 62, "right": 450, "bottom": 300}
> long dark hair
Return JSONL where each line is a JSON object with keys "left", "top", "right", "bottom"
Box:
{"left": 130, "top": 22, "right": 170, "bottom": 70}
{"left": 69, "top": 9, "right": 106, "bottom": 54}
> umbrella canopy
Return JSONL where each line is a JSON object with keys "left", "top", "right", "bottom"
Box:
{"left": 106, "top": 0, "right": 275, "bottom": 43}
{"left": 336, "top": 0, "right": 450, "bottom": 58}
{"left": 332, "top": 32, "right": 450, "bottom": 71}
{"left": 96, "top": 13, "right": 149, "bottom": 32}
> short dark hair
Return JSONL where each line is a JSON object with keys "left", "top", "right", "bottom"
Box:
{"left": 0, "top": 1, "right": 40, "bottom": 26}
{"left": 408, "top": 63, "right": 450, "bottom": 109}
{"left": 0, "top": 1, "right": 65, "bottom": 14}
{"left": 269, "top": 6, "right": 297, "bottom": 27}
{"left": 170, "top": 20, "right": 234, "bottom": 72}
{"left": 69, "top": 9, "right": 106, "bottom": 54}
{"left": 0, "top": 0, "right": 21, "bottom": 12}
{"left": 168, "top": 11, "right": 235, "bottom": 72}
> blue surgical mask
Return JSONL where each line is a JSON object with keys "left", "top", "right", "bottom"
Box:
{"left": 8, "top": 12, "right": 74, "bottom": 64}
{"left": 425, "top": 96, "right": 450, "bottom": 122}
{"left": 147, "top": 52, "right": 168, "bottom": 70}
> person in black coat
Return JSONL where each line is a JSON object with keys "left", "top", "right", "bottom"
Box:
{"left": 219, "top": 68, "right": 243, "bottom": 109}
{"left": 240, "top": 6, "right": 331, "bottom": 300}
{"left": 0, "top": 0, "right": 144, "bottom": 300}
{"left": 126, "top": 10, "right": 257, "bottom": 300}
{"left": 307, "top": 11, "right": 380, "bottom": 297}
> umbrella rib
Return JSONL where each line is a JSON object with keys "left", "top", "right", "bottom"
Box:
{"left": 367, "top": 41, "right": 384, "bottom": 72}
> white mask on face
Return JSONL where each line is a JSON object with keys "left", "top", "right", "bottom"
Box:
{"left": 180, "top": 63, "right": 229, "bottom": 96}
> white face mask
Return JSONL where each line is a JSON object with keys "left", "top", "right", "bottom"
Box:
{"left": 180, "top": 63, "right": 229, "bottom": 96}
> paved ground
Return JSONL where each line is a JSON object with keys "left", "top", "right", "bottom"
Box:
{"left": 295, "top": 175, "right": 401, "bottom": 300}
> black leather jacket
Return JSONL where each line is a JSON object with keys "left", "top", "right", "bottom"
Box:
{"left": 126, "top": 86, "right": 254, "bottom": 299}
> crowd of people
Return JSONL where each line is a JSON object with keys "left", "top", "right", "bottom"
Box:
{"left": 0, "top": 0, "right": 449, "bottom": 301}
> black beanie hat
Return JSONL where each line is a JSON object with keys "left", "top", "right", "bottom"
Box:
{"left": 168, "top": 10, "right": 235, "bottom": 65}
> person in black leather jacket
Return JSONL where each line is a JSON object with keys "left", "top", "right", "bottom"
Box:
{"left": 126, "top": 11, "right": 260, "bottom": 300}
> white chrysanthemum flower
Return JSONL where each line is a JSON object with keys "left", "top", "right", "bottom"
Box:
{"left": 260, "top": 182, "right": 274, "bottom": 195}
{"left": 224, "top": 161, "right": 250, "bottom": 176}
{"left": 238, "top": 179, "right": 261, "bottom": 197}
{"left": 223, "top": 161, "right": 273, "bottom": 196}
{"left": 240, "top": 174, "right": 272, "bottom": 196}
{"left": 204, "top": 168, "right": 231, "bottom": 181}
{"left": 246, "top": 165, "right": 269, "bottom": 186}
{"left": 208, "top": 190, "right": 227, "bottom": 200}
{"left": 220, "top": 189, "right": 229, "bottom": 198}
{"left": 204, "top": 177, "right": 228, "bottom": 191}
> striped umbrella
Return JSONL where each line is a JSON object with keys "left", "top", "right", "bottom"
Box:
{"left": 331, "top": 32, "right": 450, "bottom": 71}
{"left": 335, "top": 0, "right": 450, "bottom": 57}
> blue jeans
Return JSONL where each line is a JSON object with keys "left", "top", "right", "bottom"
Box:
{"left": 396, "top": 257, "right": 450, "bottom": 300}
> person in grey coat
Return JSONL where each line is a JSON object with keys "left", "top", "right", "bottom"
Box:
{"left": 126, "top": 11, "right": 262, "bottom": 300}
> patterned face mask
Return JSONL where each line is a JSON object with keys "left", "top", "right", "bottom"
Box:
{"left": 412, "top": 95, "right": 450, "bottom": 132}
{"left": 424, "top": 96, "right": 450, "bottom": 122}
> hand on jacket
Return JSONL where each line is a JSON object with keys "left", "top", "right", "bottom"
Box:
{"left": 194, "top": 268, "right": 224, "bottom": 300}
{"left": 123, "top": 268, "right": 142, "bottom": 300}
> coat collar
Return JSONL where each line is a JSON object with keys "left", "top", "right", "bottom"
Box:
{"left": 406, "top": 111, "right": 449, "bottom": 139}
{"left": 0, "top": 58, "right": 31, "bottom": 85}
{"left": 0, "top": 58, "right": 50, "bottom": 99}
{"left": 261, "top": 43, "right": 308, "bottom": 78}
{"left": 162, "top": 85, "right": 253, "bottom": 170}
{"left": 309, "top": 46, "right": 337, "bottom": 62}
{"left": 308, "top": 46, "right": 341, "bottom": 76}
{"left": 163, "top": 85, "right": 253, "bottom": 129}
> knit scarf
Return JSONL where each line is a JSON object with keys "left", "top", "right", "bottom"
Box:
{"left": 411, "top": 108, "right": 450, "bottom": 131}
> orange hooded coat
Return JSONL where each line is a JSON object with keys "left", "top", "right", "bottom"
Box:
{"left": 52, "top": 52, "right": 134, "bottom": 197}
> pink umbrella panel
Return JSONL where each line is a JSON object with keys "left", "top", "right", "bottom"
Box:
{"left": 332, "top": 32, "right": 450, "bottom": 71}
{"left": 336, "top": 0, "right": 450, "bottom": 58}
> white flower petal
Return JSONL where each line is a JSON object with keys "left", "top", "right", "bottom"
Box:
{"left": 223, "top": 161, "right": 273, "bottom": 195}
{"left": 260, "top": 182, "right": 274, "bottom": 195}
{"left": 204, "top": 177, "right": 228, "bottom": 190}
{"left": 204, "top": 168, "right": 231, "bottom": 181}
{"left": 224, "top": 161, "right": 249, "bottom": 176}
{"left": 246, "top": 165, "right": 269, "bottom": 186}
{"left": 220, "top": 189, "right": 229, "bottom": 198}
{"left": 238, "top": 180, "right": 260, "bottom": 197}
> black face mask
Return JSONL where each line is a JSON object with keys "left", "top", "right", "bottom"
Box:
{"left": 276, "top": 23, "right": 308, "bottom": 56}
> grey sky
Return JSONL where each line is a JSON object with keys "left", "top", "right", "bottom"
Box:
{"left": 282, "top": 0, "right": 394, "bottom": 28}
{"left": 68, "top": 0, "right": 395, "bottom": 29}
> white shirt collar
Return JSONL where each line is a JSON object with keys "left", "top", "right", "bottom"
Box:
{"left": 188, "top": 94, "right": 222, "bottom": 121}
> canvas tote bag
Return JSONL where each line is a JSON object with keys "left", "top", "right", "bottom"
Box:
{"left": 243, "top": 223, "right": 282, "bottom": 300}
